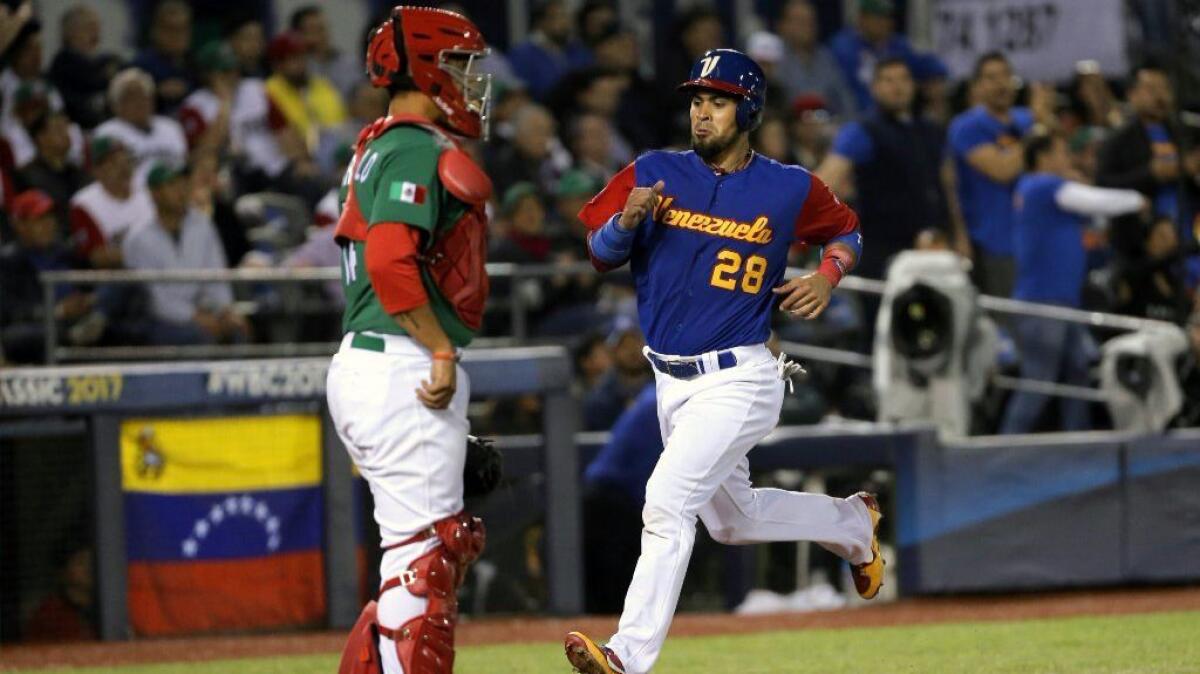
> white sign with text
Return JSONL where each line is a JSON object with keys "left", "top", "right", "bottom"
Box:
{"left": 932, "top": 0, "right": 1129, "bottom": 82}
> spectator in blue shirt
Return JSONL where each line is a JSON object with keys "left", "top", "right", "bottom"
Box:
{"left": 582, "top": 382, "right": 661, "bottom": 611}
{"left": 772, "top": 0, "right": 856, "bottom": 117}
{"left": 1002, "top": 134, "right": 1146, "bottom": 434}
{"left": 507, "top": 0, "right": 591, "bottom": 101}
{"left": 828, "top": 0, "right": 946, "bottom": 112}
{"left": 948, "top": 52, "right": 1053, "bottom": 297}
{"left": 817, "top": 57, "right": 948, "bottom": 280}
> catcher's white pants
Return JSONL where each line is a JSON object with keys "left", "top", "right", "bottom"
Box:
{"left": 327, "top": 332, "right": 471, "bottom": 674}
{"left": 605, "top": 344, "right": 875, "bottom": 674}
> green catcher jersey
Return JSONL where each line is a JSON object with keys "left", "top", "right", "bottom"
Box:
{"left": 336, "top": 122, "right": 475, "bottom": 346}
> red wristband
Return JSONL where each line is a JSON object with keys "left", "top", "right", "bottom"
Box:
{"left": 432, "top": 351, "right": 457, "bottom": 362}
{"left": 816, "top": 257, "right": 844, "bottom": 287}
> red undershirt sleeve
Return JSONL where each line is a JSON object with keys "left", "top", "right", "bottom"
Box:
{"left": 793, "top": 172, "right": 862, "bottom": 286}
{"left": 364, "top": 222, "right": 428, "bottom": 314}
{"left": 579, "top": 162, "right": 637, "bottom": 271}
{"left": 578, "top": 162, "right": 636, "bottom": 230}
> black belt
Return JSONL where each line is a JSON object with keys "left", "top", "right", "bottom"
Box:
{"left": 648, "top": 350, "right": 737, "bottom": 379}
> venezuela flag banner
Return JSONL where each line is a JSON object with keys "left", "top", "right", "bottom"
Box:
{"left": 121, "top": 414, "right": 325, "bottom": 635}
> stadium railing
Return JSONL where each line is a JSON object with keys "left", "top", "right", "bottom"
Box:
{"left": 39, "top": 263, "right": 1177, "bottom": 405}
{"left": 782, "top": 271, "right": 1178, "bottom": 403}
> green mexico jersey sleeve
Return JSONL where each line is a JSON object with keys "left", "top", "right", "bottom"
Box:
{"left": 338, "top": 125, "right": 474, "bottom": 346}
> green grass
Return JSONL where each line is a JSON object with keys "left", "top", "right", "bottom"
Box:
{"left": 16, "top": 611, "right": 1200, "bottom": 674}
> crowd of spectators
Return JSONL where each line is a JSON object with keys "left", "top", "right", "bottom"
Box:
{"left": 1, "top": 0, "right": 1198, "bottom": 435}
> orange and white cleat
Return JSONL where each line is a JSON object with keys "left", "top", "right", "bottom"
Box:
{"left": 850, "top": 492, "right": 885, "bottom": 599}
{"left": 564, "top": 631, "right": 626, "bottom": 674}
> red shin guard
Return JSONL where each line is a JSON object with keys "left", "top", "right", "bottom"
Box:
{"left": 337, "top": 601, "right": 382, "bottom": 674}
{"left": 343, "top": 512, "right": 486, "bottom": 674}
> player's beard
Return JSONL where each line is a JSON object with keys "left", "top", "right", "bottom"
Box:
{"left": 692, "top": 128, "right": 738, "bottom": 162}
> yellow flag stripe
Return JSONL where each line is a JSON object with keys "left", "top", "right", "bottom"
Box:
{"left": 121, "top": 415, "right": 322, "bottom": 494}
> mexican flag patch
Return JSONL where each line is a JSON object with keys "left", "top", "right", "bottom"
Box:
{"left": 390, "top": 181, "right": 427, "bottom": 205}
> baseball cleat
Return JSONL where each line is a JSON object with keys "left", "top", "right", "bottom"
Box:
{"left": 850, "top": 492, "right": 885, "bottom": 599}
{"left": 564, "top": 631, "right": 626, "bottom": 674}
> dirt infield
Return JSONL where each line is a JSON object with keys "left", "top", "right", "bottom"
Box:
{"left": 2, "top": 586, "right": 1198, "bottom": 671}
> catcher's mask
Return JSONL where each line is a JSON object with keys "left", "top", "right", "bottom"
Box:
{"left": 366, "top": 6, "right": 492, "bottom": 140}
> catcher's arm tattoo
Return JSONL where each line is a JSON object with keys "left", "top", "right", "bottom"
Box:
{"left": 393, "top": 303, "right": 453, "bottom": 354}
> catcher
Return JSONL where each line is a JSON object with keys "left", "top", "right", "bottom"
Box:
{"left": 327, "top": 7, "right": 495, "bottom": 674}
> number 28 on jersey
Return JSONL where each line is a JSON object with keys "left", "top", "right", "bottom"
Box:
{"left": 710, "top": 250, "right": 767, "bottom": 294}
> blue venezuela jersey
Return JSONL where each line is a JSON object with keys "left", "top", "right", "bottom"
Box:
{"left": 580, "top": 150, "right": 859, "bottom": 356}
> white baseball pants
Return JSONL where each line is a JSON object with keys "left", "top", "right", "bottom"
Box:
{"left": 605, "top": 344, "right": 876, "bottom": 674}
{"left": 326, "top": 332, "right": 470, "bottom": 674}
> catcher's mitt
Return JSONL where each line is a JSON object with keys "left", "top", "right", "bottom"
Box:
{"left": 463, "top": 435, "right": 503, "bottom": 498}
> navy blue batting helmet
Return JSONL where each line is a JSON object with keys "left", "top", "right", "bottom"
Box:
{"left": 678, "top": 48, "right": 766, "bottom": 132}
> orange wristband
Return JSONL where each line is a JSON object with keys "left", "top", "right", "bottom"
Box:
{"left": 432, "top": 351, "right": 457, "bottom": 362}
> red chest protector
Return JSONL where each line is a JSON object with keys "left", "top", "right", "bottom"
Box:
{"left": 339, "top": 114, "right": 491, "bottom": 331}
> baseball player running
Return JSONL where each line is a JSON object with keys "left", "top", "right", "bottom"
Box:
{"left": 564, "top": 49, "right": 884, "bottom": 674}
{"left": 327, "top": 7, "right": 492, "bottom": 674}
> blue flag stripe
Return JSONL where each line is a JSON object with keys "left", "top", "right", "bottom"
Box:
{"left": 125, "top": 487, "right": 323, "bottom": 562}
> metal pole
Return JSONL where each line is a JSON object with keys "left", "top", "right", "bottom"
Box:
{"left": 894, "top": 427, "right": 940, "bottom": 595}
{"left": 508, "top": 0, "right": 528, "bottom": 48}
{"left": 510, "top": 270, "right": 527, "bottom": 341}
{"left": 976, "top": 295, "right": 1177, "bottom": 333}
{"left": 779, "top": 340, "right": 874, "bottom": 368}
{"left": 721, "top": 545, "right": 756, "bottom": 611}
{"left": 780, "top": 342, "right": 1111, "bottom": 402}
{"left": 322, "top": 405, "right": 359, "bottom": 629}
{"left": 42, "top": 276, "right": 57, "bottom": 365}
{"left": 542, "top": 388, "right": 583, "bottom": 614}
{"left": 992, "top": 375, "right": 1111, "bottom": 403}
{"left": 91, "top": 415, "right": 128, "bottom": 640}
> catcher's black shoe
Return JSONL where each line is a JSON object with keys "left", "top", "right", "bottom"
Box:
{"left": 850, "top": 492, "right": 885, "bottom": 599}
{"left": 565, "top": 631, "right": 625, "bottom": 674}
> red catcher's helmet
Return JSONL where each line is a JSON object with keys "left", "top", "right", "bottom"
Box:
{"left": 366, "top": 6, "right": 492, "bottom": 139}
